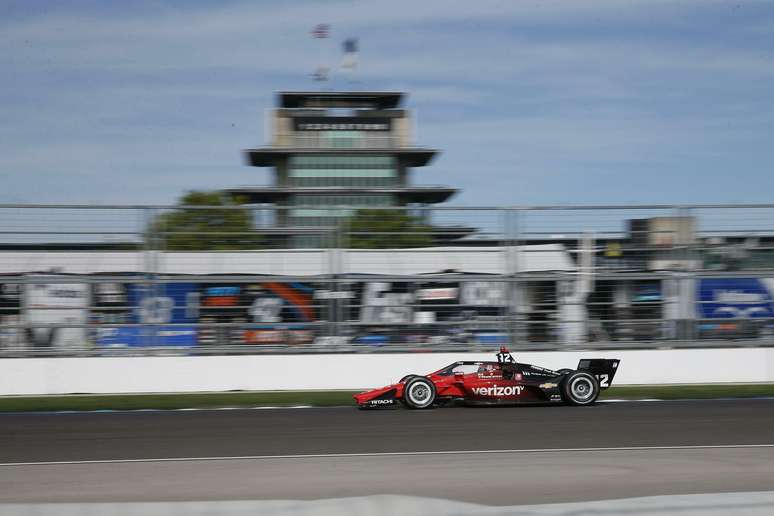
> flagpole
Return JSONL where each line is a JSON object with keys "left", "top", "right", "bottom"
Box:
{"left": 310, "top": 24, "right": 330, "bottom": 88}
{"left": 341, "top": 37, "right": 359, "bottom": 87}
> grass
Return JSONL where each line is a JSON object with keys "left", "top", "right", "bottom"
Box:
{"left": 1, "top": 384, "right": 773, "bottom": 413}
{"left": 0, "top": 391, "right": 358, "bottom": 413}
{"left": 600, "top": 384, "right": 774, "bottom": 401}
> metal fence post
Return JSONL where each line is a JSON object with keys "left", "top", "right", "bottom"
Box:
{"left": 505, "top": 207, "right": 521, "bottom": 349}
{"left": 143, "top": 206, "right": 157, "bottom": 349}
{"left": 681, "top": 205, "right": 697, "bottom": 343}
{"left": 327, "top": 209, "right": 339, "bottom": 339}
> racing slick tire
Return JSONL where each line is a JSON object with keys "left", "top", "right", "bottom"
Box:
{"left": 557, "top": 368, "right": 574, "bottom": 375}
{"left": 398, "top": 375, "right": 419, "bottom": 406}
{"left": 397, "top": 375, "right": 415, "bottom": 406}
{"left": 403, "top": 376, "right": 436, "bottom": 409}
{"left": 561, "top": 371, "right": 600, "bottom": 406}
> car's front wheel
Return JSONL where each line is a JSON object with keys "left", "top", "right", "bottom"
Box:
{"left": 561, "top": 371, "right": 600, "bottom": 406}
{"left": 403, "top": 376, "right": 436, "bottom": 409}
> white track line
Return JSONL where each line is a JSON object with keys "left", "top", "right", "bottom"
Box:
{"left": 3, "top": 397, "right": 772, "bottom": 416}
{"left": 0, "top": 396, "right": 774, "bottom": 418}
{"left": 0, "top": 405, "right": 317, "bottom": 415}
{"left": 3, "top": 444, "right": 774, "bottom": 467}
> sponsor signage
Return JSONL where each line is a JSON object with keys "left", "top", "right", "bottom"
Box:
{"left": 415, "top": 288, "right": 458, "bottom": 301}
{"left": 0, "top": 283, "right": 22, "bottom": 347}
{"left": 358, "top": 281, "right": 507, "bottom": 325}
{"left": 197, "top": 282, "right": 317, "bottom": 346}
{"left": 697, "top": 278, "right": 774, "bottom": 319}
{"left": 293, "top": 117, "right": 391, "bottom": 132}
{"left": 314, "top": 290, "right": 355, "bottom": 300}
{"left": 243, "top": 327, "right": 314, "bottom": 345}
{"left": 471, "top": 385, "right": 524, "bottom": 397}
{"left": 368, "top": 399, "right": 395, "bottom": 406}
{"left": 24, "top": 277, "right": 90, "bottom": 349}
{"left": 97, "top": 283, "right": 199, "bottom": 348}
{"left": 0, "top": 283, "right": 21, "bottom": 311}
{"left": 202, "top": 286, "right": 241, "bottom": 307}
{"left": 633, "top": 282, "right": 662, "bottom": 302}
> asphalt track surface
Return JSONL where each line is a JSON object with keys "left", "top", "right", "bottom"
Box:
{"left": 1, "top": 399, "right": 774, "bottom": 505}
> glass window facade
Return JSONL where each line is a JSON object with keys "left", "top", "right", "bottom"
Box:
{"left": 283, "top": 155, "right": 401, "bottom": 246}
{"left": 290, "top": 194, "right": 394, "bottom": 206}
{"left": 288, "top": 155, "right": 398, "bottom": 187}
{"left": 287, "top": 194, "right": 395, "bottom": 227}
{"left": 291, "top": 132, "right": 396, "bottom": 149}
{"left": 327, "top": 131, "right": 360, "bottom": 148}
{"left": 290, "top": 155, "right": 395, "bottom": 167}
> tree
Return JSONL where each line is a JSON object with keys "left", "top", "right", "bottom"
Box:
{"left": 149, "top": 191, "right": 263, "bottom": 250}
{"left": 346, "top": 209, "right": 433, "bottom": 249}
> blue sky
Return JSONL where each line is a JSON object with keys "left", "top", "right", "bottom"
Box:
{"left": 1, "top": 0, "right": 773, "bottom": 206}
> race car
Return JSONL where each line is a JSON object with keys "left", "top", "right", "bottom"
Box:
{"left": 354, "top": 347, "right": 619, "bottom": 409}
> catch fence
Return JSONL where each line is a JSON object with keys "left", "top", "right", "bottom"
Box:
{"left": 2, "top": 203, "right": 774, "bottom": 356}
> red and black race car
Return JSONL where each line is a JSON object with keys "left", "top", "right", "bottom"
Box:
{"left": 354, "top": 347, "right": 619, "bottom": 409}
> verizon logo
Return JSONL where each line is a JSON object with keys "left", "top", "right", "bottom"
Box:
{"left": 471, "top": 385, "right": 524, "bottom": 397}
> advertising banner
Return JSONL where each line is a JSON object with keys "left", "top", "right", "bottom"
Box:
{"left": 0, "top": 281, "right": 21, "bottom": 348}
{"left": 97, "top": 282, "right": 198, "bottom": 348}
{"left": 348, "top": 279, "right": 510, "bottom": 345}
{"left": 198, "top": 282, "right": 317, "bottom": 345}
{"left": 697, "top": 278, "right": 774, "bottom": 319}
{"left": 23, "top": 276, "right": 90, "bottom": 349}
{"left": 697, "top": 278, "right": 774, "bottom": 339}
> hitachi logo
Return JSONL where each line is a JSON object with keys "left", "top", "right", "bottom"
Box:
{"left": 369, "top": 399, "right": 395, "bottom": 405}
{"left": 472, "top": 385, "right": 524, "bottom": 397}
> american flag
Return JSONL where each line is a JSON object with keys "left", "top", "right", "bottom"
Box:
{"left": 311, "top": 24, "right": 330, "bottom": 38}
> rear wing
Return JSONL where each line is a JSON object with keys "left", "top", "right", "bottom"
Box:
{"left": 577, "top": 359, "right": 620, "bottom": 389}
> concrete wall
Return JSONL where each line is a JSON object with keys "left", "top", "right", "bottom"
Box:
{"left": 1, "top": 347, "right": 773, "bottom": 396}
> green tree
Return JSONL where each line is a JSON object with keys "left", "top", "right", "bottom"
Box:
{"left": 346, "top": 209, "right": 433, "bottom": 249}
{"left": 149, "top": 191, "right": 263, "bottom": 250}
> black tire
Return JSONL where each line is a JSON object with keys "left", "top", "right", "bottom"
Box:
{"left": 403, "top": 376, "right": 436, "bottom": 409}
{"left": 398, "top": 375, "right": 420, "bottom": 407}
{"left": 557, "top": 368, "right": 574, "bottom": 375}
{"left": 561, "top": 371, "right": 600, "bottom": 406}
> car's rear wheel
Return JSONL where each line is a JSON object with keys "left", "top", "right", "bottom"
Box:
{"left": 403, "top": 376, "right": 436, "bottom": 409}
{"left": 561, "top": 371, "right": 600, "bottom": 406}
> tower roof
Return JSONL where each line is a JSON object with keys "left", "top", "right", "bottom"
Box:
{"left": 278, "top": 91, "right": 404, "bottom": 109}
{"left": 244, "top": 148, "right": 438, "bottom": 167}
{"left": 224, "top": 186, "right": 457, "bottom": 204}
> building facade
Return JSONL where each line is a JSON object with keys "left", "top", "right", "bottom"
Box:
{"left": 226, "top": 91, "right": 459, "bottom": 247}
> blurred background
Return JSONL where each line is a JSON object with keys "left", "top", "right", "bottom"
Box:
{"left": 3, "top": 1, "right": 774, "bottom": 514}
{"left": 4, "top": 201, "right": 774, "bottom": 355}
{"left": 2, "top": 1, "right": 774, "bottom": 357}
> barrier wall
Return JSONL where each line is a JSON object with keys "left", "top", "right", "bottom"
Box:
{"left": 1, "top": 347, "right": 773, "bottom": 396}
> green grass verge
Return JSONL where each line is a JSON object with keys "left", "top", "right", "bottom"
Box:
{"left": 601, "top": 384, "right": 774, "bottom": 401}
{"left": 1, "top": 384, "right": 773, "bottom": 412}
{"left": 0, "top": 391, "right": 359, "bottom": 413}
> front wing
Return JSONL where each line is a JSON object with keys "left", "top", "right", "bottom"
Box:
{"left": 354, "top": 384, "right": 404, "bottom": 408}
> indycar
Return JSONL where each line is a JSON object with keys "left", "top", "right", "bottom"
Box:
{"left": 354, "top": 347, "right": 619, "bottom": 409}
